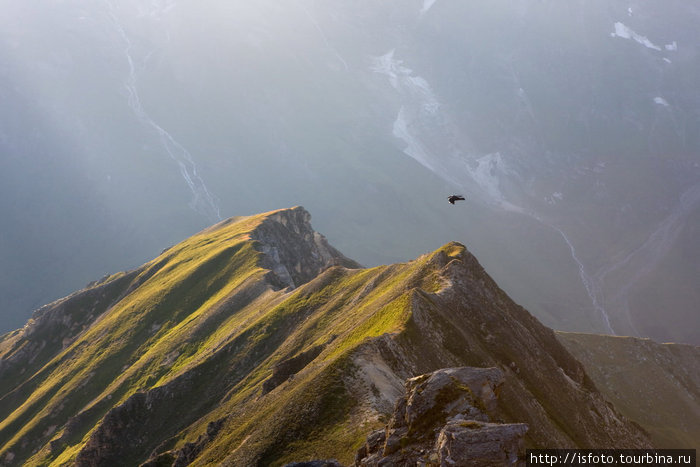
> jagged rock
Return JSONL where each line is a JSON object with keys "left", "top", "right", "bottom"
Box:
{"left": 355, "top": 367, "right": 528, "bottom": 466}
{"left": 251, "top": 206, "right": 360, "bottom": 289}
{"left": 436, "top": 420, "right": 528, "bottom": 466}
{"left": 402, "top": 367, "right": 504, "bottom": 437}
{"left": 366, "top": 430, "right": 386, "bottom": 453}
{"left": 141, "top": 418, "right": 226, "bottom": 467}
{"left": 355, "top": 430, "right": 385, "bottom": 466}
{"left": 382, "top": 430, "right": 403, "bottom": 456}
{"left": 76, "top": 391, "right": 159, "bottom": 466}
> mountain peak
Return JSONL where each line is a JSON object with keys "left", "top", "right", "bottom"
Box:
{"left": 174, "top": 206, "right": 360, "bottom": 291}
{"left": 249, "top": 206, "right": 361, "bottom": 289}
{"left": 0, "top": 208, "right": 653, "bottom": 466}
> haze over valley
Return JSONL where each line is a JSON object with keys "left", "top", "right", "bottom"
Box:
{"left": 1, "top": 0, "right": 699, "bottom": 344}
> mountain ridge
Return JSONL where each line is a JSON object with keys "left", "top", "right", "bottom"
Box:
{"left": 0, "top": 207, "right": 655, "bottom": 465}
{"left": 557, "top": 331, "right": 700, "bottom": 452}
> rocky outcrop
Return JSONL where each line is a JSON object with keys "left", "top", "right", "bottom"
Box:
{"left": 436, "top": 420, "right": 528, "bottom": 466}
{"left": 75, "top": 390, "right": 168, "bottom": 466}
{"left": 251, "top": 206, "right": 360, "bottom": 289}
{"left": 142, "top": 419, "right": 225, "bottom": 467}
{"left": 355, "top": 367, "right": 528, "bottom": 466}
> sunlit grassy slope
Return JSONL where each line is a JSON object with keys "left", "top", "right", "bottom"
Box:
{"left": 0, "top": 207, "right": 445, "bottom": 465}
{"left": 1, "top": 207, "right": 652, "bottom": 466}
{"left": 0, "top": 211, "right": 276, "bottom": 464}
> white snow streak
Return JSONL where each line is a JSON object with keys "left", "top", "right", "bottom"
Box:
{"left": 545, "top": 192, "right": 564, "bottom": 205}
{"left": 554, "top": 226, "right": 616, "bottom": 334}
{"left": 392, "top": 107, "right": 435, "bottom": 172}
{"left": 371, "top": 50, "right": 439, "bottom": 112}
{"left": 610, "top": 22, "right": 662, "bottom": 51}
{"left": 372, "top": 49, "right": 522, "bottom": 212}
{"left": 420, "top": 0, "right": 438, "bottom": 16}
{"left": 372, "top": 48, "right": 614, "bottom": 331}
{"left": 105, "top": 0, "right": 221, "bottom": 221}
{"left": 371, "top": 49, "right": 410, "bottom": 90}
{"left": 469, "top": 153, "right": 509, "bottom": 206}
{"left": 373, "top": 50, "right": 442, "bottom": 174}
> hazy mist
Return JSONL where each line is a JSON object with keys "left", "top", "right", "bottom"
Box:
{"left": 1, "top": 0, "right": 698, "bottom": 343}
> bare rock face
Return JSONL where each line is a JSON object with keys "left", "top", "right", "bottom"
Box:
{"left": 251, "top": 206, "right": 360, "bottom": 289}
{"left": 142, "top": 419, "right": 225, "bottom": 467}
{"left": 436, "top": 420, "right": 528, "bottom": 466}
{"left": 355, "top": 367, "right": 528, "bottom": 466}
{"left": 401, "top": 367, "right": 504, "bottom": 434}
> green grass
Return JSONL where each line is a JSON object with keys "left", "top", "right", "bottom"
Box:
{"left": 1, "top": 209, "right": 465, "bottom": 466}
{"left": 0, "top": 211, "right": 279, "bottom": 464}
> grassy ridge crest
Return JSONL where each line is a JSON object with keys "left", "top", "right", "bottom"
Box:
{"left": 1, "top": 208, "right": 436, "bottom": 465}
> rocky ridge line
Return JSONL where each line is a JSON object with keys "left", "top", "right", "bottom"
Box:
{"left": 355, "top": 367, "right": 528, "bottom": 466}
{"left": 251, "top": 206, "right": 361, "bottom": 289}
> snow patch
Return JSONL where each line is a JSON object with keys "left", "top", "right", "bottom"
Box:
{"left": 105, "top": 0, "right": 221, "bottom": 221}
{"left": 420, "top": 0, "right": 438, "bottom": 15}
{"left": 665, "top": 41, "right": 677, "bottom": 51}
{"left": 610, "top": 22, "right": 662, "bottom": 51}
{"left": 371, "top": 49, "right": 409, "bottom": 89}
{"left": 392, "top": 107, "right": 435, "bottom": 172}
{"left": 466, "top": 153, "right": 512, "bottom": 207}
{"left": 373, "top": 49, "right": 442, "bottom": 172}
{"left": 554, "top": 226, "right": 615, "bottom": 334}
{"left": 546, "top": 192, "right": 564, "bottom": 205}
{"left": 371, "top": 50, "right": 439, "bottom": 113}
{"left": 653, "top": 97, "right": 669, "bottom": 107}
{"left": 372, "top": 49, "right": 524, "bottom": 212}
{"left": 407, "top": 76, "right": 439, "bottom": 114}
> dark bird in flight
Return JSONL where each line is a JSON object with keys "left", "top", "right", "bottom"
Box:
{"left": 447, "top": 195, "right": 466, "bottom": 204}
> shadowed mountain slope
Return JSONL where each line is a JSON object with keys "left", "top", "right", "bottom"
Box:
{"left": 557, "top": 332, "right": 700, "bottom": 452}
{"left": 1, "top": 207, "right": 649, "bottom": 466}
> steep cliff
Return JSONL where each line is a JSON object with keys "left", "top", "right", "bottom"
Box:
{"left": 0, "top": 207, "right": 650, "bottom": 466}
